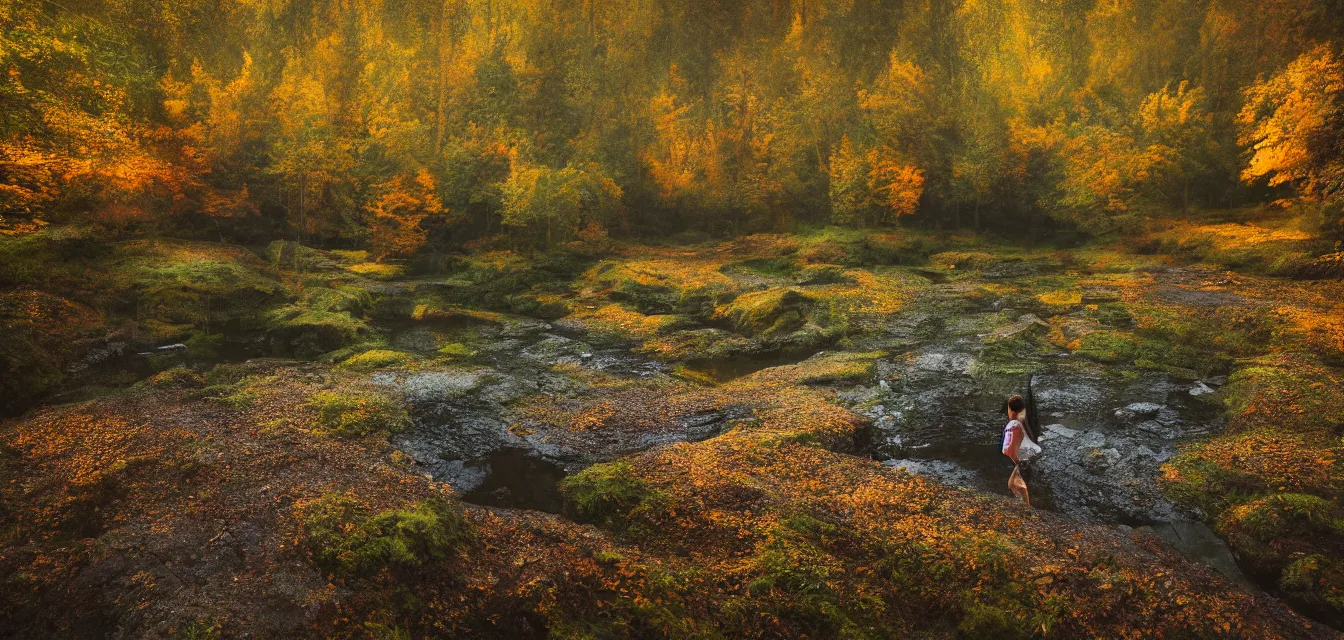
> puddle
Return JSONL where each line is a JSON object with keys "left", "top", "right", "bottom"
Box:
{"left": 41, "top": 336, "right": 260, "bottom": 410}
{"left": 461, "top": 449, "right": 568, "bottom": 513}
{"left": 865, "top": 322, "right": 1227, "bottom": 525}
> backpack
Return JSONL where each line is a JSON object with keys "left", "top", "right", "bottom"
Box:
{"left": 1024, "top": 372, "right": 1043, "bottom": 442}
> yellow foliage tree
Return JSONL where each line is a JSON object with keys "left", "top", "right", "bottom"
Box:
{"left": 366, "top": 169, "right": 445, "bottom": 262}
{"left": 827, "top": 136, "right": 871, "bottom": 226}
{"left": 1238, "top": 45, "right": 1344, "bottom": 203}
{"left": 867, "top": 147, "right": 925, "bottom": 224}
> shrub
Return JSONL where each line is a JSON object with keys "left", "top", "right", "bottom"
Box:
{"left": 957, "top": 601, "right": 1032, "bottom": 640}
{"left": 300, "top": 492, "right": 472, "bottom": 579}
{"left": 306, "top": 390, "right": 410, "bottom": 438}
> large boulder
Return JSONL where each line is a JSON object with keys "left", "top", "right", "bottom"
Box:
{"left": 716, "top": 288, "right": 814, "bottom": 338}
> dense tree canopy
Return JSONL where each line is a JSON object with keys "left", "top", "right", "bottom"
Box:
{"left": 2, "top": 0, "right": 1344, "bottom": 246}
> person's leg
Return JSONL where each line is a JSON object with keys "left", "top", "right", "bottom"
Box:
{"left": 1008, "top": 465, "right": 1030, "bottom": 507}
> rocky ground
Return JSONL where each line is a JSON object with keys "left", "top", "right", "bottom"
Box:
{"left": 2, "top": 220, "right": 1343, "bottom": 637}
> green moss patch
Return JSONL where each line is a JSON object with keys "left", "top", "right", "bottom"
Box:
{"left": 300, "top": 492, "right": 472, "bottom": 579}
{"left": 747, "top": 351, "right": 881, "bottom": 386}
{"left": 639, "top": 328, "right": 753, "bottom": 362}
{"left": 1073, "top": 330, "right": 1139, "bottom": 363}
{"left": 306, "top": 390, "right": 410, "bottom": 438}
{"left": 203, "top": 374, "right": 277, "bottom": 410}
{"left": 929, "top": 251, "right": 995, "bottom": 270}
{"left": 147, "top": 368, "right": 205, "bottom": 389}
{"left": 347, "top": 262, "right": 406, "bottom": 280}
{"left": 340, "top": 350, "right": 416, "bottom": 372}
{"left": 1279, "top": 554, "right": 1344, "bottom": 623}
{"left": 1161, "top": 351, "right": 1344, "bottom": 626}
{"left": 436, "top": 343, "right": 477, "bottom": 359}
{"left": 117, "top": 240, "right": 281, "bottom": 334}
{"left": 1222, "top": 354, "right": 1344, "bottom": 434}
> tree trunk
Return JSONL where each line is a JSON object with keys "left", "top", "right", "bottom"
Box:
{"left": 297, "top": 173, "right": 306, "bottom": 278}
{"left": 436, "top": 0, "right": 455, "bottom": 153}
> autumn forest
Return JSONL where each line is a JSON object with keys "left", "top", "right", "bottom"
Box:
{"left": 3, "top": 0, "right": 1344, "bottom": 638}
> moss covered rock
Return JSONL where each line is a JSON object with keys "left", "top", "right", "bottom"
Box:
{"left": 339, "top": 349, "right": 416, "bottom": 372}
{"left": 1279, "top": 554, "right": 1344, "bottom": 624}
{"left": 560, "top": 460, "right": 666, "bottom": 533}
{"left": 1222, "top": 354, "right": 1344, "bottom": 434}
{"left": 147, "top": 367, "right": 205, "bottom": 389}
{"left": 1161, "top": 351, "right": 1344, "bottom": 626}
{"left": 717, "top": 289, "right": 815, "bottom": 339}
{"left": 119, "top": 240, "right": 281, "bottom": 333}
{"left": 638, "top": 328, "right": 753, "bottom": 362}
{"left": 265, "top": 307, "right": 368, "bottom": 357}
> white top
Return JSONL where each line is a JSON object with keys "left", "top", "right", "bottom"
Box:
{"left": 1004, "top": 418, "right": 1042, "bottom": 462}
{"left": 1002, "top": 419, "right": 1022, "bottom": 451}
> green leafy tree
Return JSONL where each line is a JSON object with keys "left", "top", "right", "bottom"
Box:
{"left": 501, "top": 161, "right": 622, "bottom": 247}
{"left": 828, "top": 136, "right": 872, "bottom": 227}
